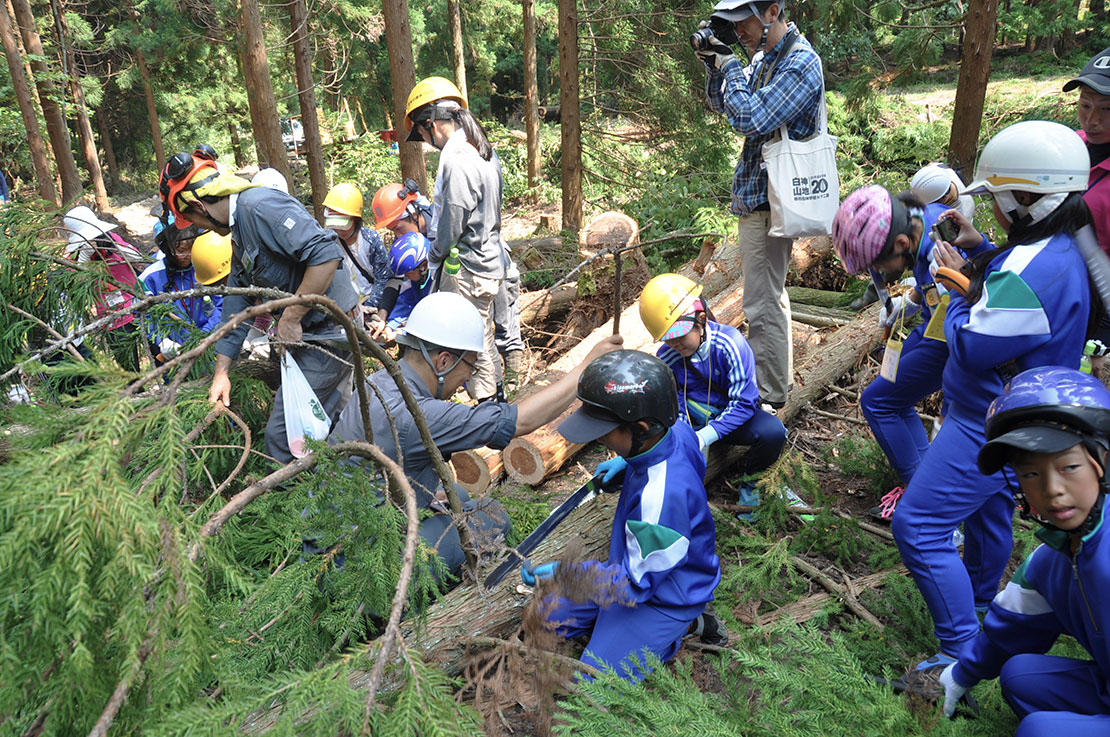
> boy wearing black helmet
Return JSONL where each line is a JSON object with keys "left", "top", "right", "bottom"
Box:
{"left": 522, "top": 350, "right": 723, "bottom": 680}
{"left": 937, "top": 367, "right": 1110, "bottom": 734}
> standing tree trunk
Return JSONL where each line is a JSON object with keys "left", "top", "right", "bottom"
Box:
{"left": 947, "top": 0, "right": 999, "bottom": 178}
{"left": 95, "top": 107, "right": 120, "bottom": 183}
{"left": 240, "top": 0, "right": 293, "bottom": 186}
{"left": 235, "top": 39, "right": 267, "bottom": 166}
{"left": 382, "top": 0, "right": 427, "bottom": 192}
{"left": 227, "top": 112, "right": 246, "bottom": 168}
{"left": 522, "top": 0, "right": 541, "bottom": 200}
{"left": 447, "top": 0, "right": 468, "bottom": 101}
{"left": 288, "top": 0, "right": 325, "bottom": 217}
{"left": 0, "top": 0, "right": 56, "bottom": 205}
{"left": 135, "top": 48, "right": 165, "bottom": 172}
{"left": 1092, "top": 0, "right": 1106, "bottom": 23}
{"left": 50, "top": 0, "right": 108, "bottom": 211}
{"left": 10, "top": 0, "right": 80, "bottom": 203}
{"left": 558, "top": 0, "right": 582, "bottom": 232}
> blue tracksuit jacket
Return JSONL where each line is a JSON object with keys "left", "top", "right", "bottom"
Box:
{"left": 386, "top": 272, "right": 434, "bottom": 329}
{"left": 138, "top": 258, "right": 223, "bottom": 344}
{"left": 589, "top": 421, "right": 721, "bottom": 614}
{"left": 657, "top": 321, "right": 759, "bottom": 438}
{"left": 953, "top": 504, "right": 1110, "bottom": 687}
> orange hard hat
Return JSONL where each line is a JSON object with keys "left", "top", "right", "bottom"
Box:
{"left": 159, "top": 152, "right": 219, "bottom": 230}
{"left": 372, "top": 181, "right": 420, "bottom": 229}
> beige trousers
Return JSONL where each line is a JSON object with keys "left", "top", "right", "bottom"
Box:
{"left": 738, "top": 212, "right": 794, "bottom": 405}
{"left": 439, "top": 266, "right": 503, "bottom": 399}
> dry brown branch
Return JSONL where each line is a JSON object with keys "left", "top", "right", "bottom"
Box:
{"left": 807, "top": 406, "right": 871, "bottom": 427}
{"left": 6, "top": 302, "right": 84, "bottom": 361}
{"left": 85, "top": 631, "right": 157, "bottom": 737}
{"left": 790, "top": 556, "right": 885, "bottom": 629}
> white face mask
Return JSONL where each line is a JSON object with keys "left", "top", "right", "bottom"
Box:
{"left": 993, "top": 190, "right": 1068, "bottom": 225}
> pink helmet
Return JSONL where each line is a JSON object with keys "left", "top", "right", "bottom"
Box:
{"left": 832, "top": 185, "right": 893, "bottom": 275}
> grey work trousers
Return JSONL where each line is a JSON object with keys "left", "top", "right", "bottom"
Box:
{"left": 493, "top": 260, "right": 524, "bottom": 355}
{"left": 264, "top": 343, "right": 354, "bottom": 464}
{"left": 737, "top": 211, "right": 794, "bottom": 405}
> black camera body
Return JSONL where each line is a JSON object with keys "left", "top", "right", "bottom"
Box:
{"left": 690, "top": 16, "right": 740, "bottom": 51}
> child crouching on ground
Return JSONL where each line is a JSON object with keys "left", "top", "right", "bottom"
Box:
{"left": 522, "top": 349, "right": 723, "bottom": 680}
{"left": 938, "top": 367, "right": 1110, "bottom": 734}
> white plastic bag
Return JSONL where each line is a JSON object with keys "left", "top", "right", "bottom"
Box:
{"left": 762, "top": 72, "right": 839, "bottom": 238}
{"left": 281, "top": 352, "right": 331, "bottom": 458}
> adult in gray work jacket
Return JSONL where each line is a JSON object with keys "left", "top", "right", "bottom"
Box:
{"left": 698, "top": 0, "right": 824, "bottom": 409}
{"left": 404, "top": 76, "right": 509, "bottom": 403}
{"left": 329, "top": 291, "right": 622, "bottom": 579}
{"left": 160, "top": 152, "right": 359, "bottom": 463}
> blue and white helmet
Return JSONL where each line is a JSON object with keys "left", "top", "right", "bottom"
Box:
{"left": 388, "top": 232, "right": 430, "bottom": 276}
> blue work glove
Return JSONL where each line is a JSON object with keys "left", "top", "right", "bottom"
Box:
{"left": 521, "top": 560, "right": 559, "bottom": 586}
{"left": 596, "top": 456, "right": 628, "bottom": 484}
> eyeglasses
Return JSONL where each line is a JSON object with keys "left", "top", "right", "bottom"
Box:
{"left": 454, "top": 353, "right": 478, "bottom": 376}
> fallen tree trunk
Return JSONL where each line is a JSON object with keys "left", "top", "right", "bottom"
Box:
{"left": 503, "top": 273, "right": 746, "bottom": 484}
{"left": 790, "top": 303, "right": 855, "bottom": 328}
{"left": 518, "top": 282, "right": 576, "bottom": 325}
{"left": 790, "top": 235, "right": 834, "bottom": 273}
{"left": 786, "top": 285, "right": 849, "bottom": 309}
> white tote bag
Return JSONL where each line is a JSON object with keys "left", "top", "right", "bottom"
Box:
{"left": 762, "top": 71, "right": 839, "bottom": 239}
{"left": 280, "top": 352, "right": 332, "bottom": 458}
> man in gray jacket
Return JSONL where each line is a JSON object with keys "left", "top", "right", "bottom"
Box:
{"left": 161, "top": 151, "right": 359, "bottom": 463}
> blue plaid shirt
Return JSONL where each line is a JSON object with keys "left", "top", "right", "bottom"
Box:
{"left": 705, "top": 25, "right": 824, "bottom": 217}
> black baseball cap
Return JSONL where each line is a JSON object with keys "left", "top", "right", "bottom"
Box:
{"left": 977, "top": 423, "right": 1085, "bottom": 475}
{"left": 1063, "top": 47, "right": 1110, "bottom": 95}
{"left": 558, "top": 405, "right": 622, "bottom": 444}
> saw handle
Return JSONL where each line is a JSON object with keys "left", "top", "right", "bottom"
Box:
{"left": 935, "top": 267, "right": 971, "bottom": 298}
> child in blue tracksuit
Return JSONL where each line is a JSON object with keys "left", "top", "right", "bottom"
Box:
{"left": 833, "top": 121, "right": 1092, "bottom": 679}
{"left": 381, "top": 232, "right": 434, "bottom": 340}
{"left": 937, "top": 367, "right": 1110, "bottom": 736}
{"left": 640, "top": 273, "right": 786, "bottom": 476}
{"left": 860, "top": 191, "right": 991, "bottom": 520}
{"left": 139, "top": 222, "right": 223, "bottom": 361}
{"left": 523, "top": 350, "right": 722, "bottom": 680}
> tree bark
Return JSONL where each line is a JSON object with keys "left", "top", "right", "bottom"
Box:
{"left": 10, "top": 0, "right": 80, "bottom": 203}
{"left": 447, "top": 0, "right": 467, "bottom": 101}
{"left": 558, "top": 0, "right": 582, "bottom": 232}
{"left": 95, "top": 108, "right": 120, "bottom": 184}
{"left": 0, "top": 0, "right": 56, "bottom": 205}
{"left": 289, "top": 0, "right": 326, "bottom": 214}
{"left": 947, "top": 0, "right": 999, "bottom": 177}
{"left": 50, "top": 0, "right": 108, "bottom": 211}
{"left": 236, "top": 36, "right": 267, "bottom": 166}
{"left": 518, "top": 282, "right": 576, "bottom": 324}
{"left": 135, "top": 48, "right": 165, "bottom": 172}
{"left": 227, "top": 112, "right": 246, "bottom": 168}
{"left": 382, "top": 0, "right": 426, "bottom": 192}
{"left": 240, "top": 0, "right": 293, "bottom": 186}
{"left": 522, "top": 0, "right": 541, "bottom": 200}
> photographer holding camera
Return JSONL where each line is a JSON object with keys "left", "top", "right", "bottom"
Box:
{"left": 694, "top": 0, "right": 825, "bottom": 410}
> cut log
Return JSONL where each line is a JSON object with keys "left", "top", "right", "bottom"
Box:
{"left": 503, "top": 273, "right": 746, "bottom": 485}
{"left": 450, "top": 448, "right": 504, "bottom": 495}
{"left": 518, "top": 282, "right": 576, "bottom": 325}
{"left": 786, "top": 286, "right": 849, "bottom": 309}
{"left": 790, "top": 235, "right": 834, "bottom": 273}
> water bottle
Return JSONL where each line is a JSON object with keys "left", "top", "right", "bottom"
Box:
{"left": 1081, "top": 340, "right": 1097, "bottom": 375}
{"left": 444, "top": 247, "right": 461, "bottom": 276}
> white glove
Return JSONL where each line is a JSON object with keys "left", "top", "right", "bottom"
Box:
{"left": 694, "top": 23, "right": 737, "bottom": 71}
{"left": 695, "top": 425, "right": 719, "bottom": 460}
{"left": 939, "top": 663, "right": 967, "bottom": 718}
{"left": 158, "top": 338, "right": 182, "bottom": 360}
{"left": 879, "top": 294, "right": 923, "bottom": 328}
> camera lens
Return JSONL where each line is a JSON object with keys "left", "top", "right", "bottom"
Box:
{"left": 690, "top": 27, "right": 713, "bottom": 51}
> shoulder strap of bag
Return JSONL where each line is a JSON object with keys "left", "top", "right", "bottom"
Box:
{"left": 756, "top": 28, "right": 798, "bottom": 90}
{"left": 772, "top": 36, "right": 828, "bottom": 143}
{"left": 338, "top": 232, "right": 378, "bottom": 287}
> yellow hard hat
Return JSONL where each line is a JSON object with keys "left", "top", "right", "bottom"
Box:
{"left": 404, "top": 76, "right": 467, "bottom": 139}
{"left": 193, "top": 230, "right": 232, "bottom": 285}
{"left": 639, "top": 273, "right": 704, "bottom": 341}
{"left": 323, "top": 183, "right": 364, "bottom": 218}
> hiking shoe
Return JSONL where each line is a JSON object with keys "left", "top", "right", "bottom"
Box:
{"left": 688, "top": 610, "right": 730, "bottom": 646}
{"left": 869, "top": 486, "right": 904, "bottom": 523}
{"left": 736, "top": 482, "right": 761, "bottom": 522}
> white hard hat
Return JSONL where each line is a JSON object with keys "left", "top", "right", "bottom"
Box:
{"left": 63, "top": 205, "right": 116, "bottom": 252}
{"left": 910, "top": 163, "right": 953, "bottom": 204}
{"left": 963, "top": 121, "right": 1090, "bottom": 197}
{"left": 251, "top": 167, "right": 290, "bottom": 194}
{"left": 397, "top": 291, "right": 485, "bottom": 353}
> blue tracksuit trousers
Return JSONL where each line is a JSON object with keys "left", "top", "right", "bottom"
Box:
{"left": 1001, "top": 654, "right": 1110, "bottom": 736}
{"left": 543, "top": 595, "right": 701, "bottom": 681}
{"left": 716, "top": 407, "right": 787, "bottom": 477}
{"left": 891, "top": 413, "right": 1015, "bottom": 655}
{"left": 860, "top": 326, "right": 945, "bottom": 484}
